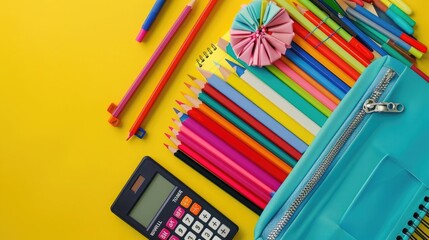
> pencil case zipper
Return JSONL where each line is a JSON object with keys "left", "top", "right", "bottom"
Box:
{"left": 266, "top": 67, "right": 404, "bottom": 240}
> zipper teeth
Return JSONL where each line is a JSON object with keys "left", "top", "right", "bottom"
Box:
{"left": 267, "top": 69, "right": 395, "bottom": 240}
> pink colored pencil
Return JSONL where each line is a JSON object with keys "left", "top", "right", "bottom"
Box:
{"left": 273, "top": 60, "right": 337, "bottom": 111}
{"left": 176, "top": 125, "right": 273, "bottom": 202}
{"left": 127, "top": 0, "right": 218, "bottom": 139}
{"left": 175, "top": 143, "right": 267, "bottom": 208}
{"left": 179, "top": 112, "right": 281, "bottom": 190}
{"left": 107, "top": 0, "right": 195, "bottom": 126}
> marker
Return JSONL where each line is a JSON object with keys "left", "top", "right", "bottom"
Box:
{"left": 136, "top": 0, "right": 167, "bottom": 42}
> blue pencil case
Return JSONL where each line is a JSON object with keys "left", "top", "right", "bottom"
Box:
{"left": 254, "top": 56, "right": 429, "bottom": 240}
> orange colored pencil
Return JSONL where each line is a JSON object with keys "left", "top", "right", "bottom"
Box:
{"left": 128, "top": 0, "right": 218, "bottom": 140}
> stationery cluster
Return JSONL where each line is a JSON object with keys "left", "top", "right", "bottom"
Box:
{"left": 164, "top": 0, "right": 428, "bottom": 216}
{"left": 107, "top": 0, "right": 218, "bottom": 139}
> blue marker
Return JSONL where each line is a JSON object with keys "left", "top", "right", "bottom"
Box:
{"left": 136, "top": 0, "right": 167, "bottom": 42}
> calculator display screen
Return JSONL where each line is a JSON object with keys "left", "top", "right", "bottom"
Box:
{"left": 129, "top": 174, "right": 175, "bottom": 227}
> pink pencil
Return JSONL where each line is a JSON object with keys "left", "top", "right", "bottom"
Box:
{"left": 107, "top": 0, "right": 195, "bottom": 126}
{"left": 169, "top": 141, "right": 267, "bottom": 208}
{"left": 273, "top": 60, "right": 337, "bottom": 111}
{"left": 178, "top": 111, "right": 281, "bottom": 190}
{"left": 176, "top": 125, "right": 274, "bottom": 202}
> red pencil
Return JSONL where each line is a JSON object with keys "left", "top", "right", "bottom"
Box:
{"left": 296, "top": 4, "right": 372, "bottom": 66}
{"left": 186, "top": 79, "right": 302, "bottom": 161}
{"left": 128, "top": 0, "right": 218, "bottom": 140}
{"left": 293, "top": 22, "right": 361, "bottom": 80}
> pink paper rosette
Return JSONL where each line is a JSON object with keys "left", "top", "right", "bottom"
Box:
{"left": 230, "top": 0, "right": 294, "bottom": 67}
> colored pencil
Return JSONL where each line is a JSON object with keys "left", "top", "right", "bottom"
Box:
{"left": 296, "top": 3, "right": 372, "bottom": 65}
{"left": 277, "top": 0, "right": 366, "bottom": 73}
{"left": 290, "top": 41, "right": 352, "bottom": 90}
{"left": 283, "top": 50, "right": 348, "bottom": 99}
{"left": 217, "top": 62, "right": 322, "bottom": 135}
{"left": 217, "top": 38, "right": 333, "bottom": 118}
{"left": 173, "top": 126, "right": 273, "bottom": 202}
{"left": 177, "top": 104, "right": 291, "bottom": 180}
{"left": 214, "top": 66, "right": 315, "bottom": 144}
{"left": 372, "top": 0, "right": 413, "bottom": 34}
{"left": 280, "top": 57, "right": 341, "bottom": 105}
{"left": 107, "top": 0, "right": 194, "bottom": 126}
{"left": 292, "top": 23, "right": 361, "bottom": 80}
{"left": 184, "top": 92, "right": 298, "bottom": 167}
{"left": 194, "top": 61, "right": 309, "bottom": 153}
{"left": 353, "top": 20, "right": 429, "bottom": 81}
{"left": 353, "top": 18, "right": 415, "bottom": 63}
{"left": 292, "top": 35, "right": 356, "bottom": 85}
{"left": 128, "top": 0, "right": 218, "bottom": 139}
{"left": 380, "top": 0, "right": 415, "bottom": 27}
{"left": 338, "top": 13, "right": 388, "bottom": 57}
{"left": 136, "top": 0, "right": 167, "bottom": 42}
{"left": 186, "top": 80, "right": 302, "bottom": 161}
{"left": 344, "top": 6, "right": 422, "bottom": 59}
{"left": 339, "top": 0, "right": 426, "bottom": 54}
{"left": 165, "top": 143, "right": 264, "bottom": 213}
{"left": 302, "top": 0, "right": 374, "bottom": 60}
{"left": 225, "top": 59, "right": 329, "bottom": 126}
{"left": 176, "top": 111, "right": 281, "bottom": 190}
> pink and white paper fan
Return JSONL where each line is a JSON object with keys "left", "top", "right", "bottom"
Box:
{"left": 230, "top": 0, "right": 294, "bottom": 67}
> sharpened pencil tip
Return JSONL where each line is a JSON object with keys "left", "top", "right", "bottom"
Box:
{"left": 197, "top": 68, "right": 212, "bottom": 79}
{"left": 164, "top": 133, "right": 171, "bottom": 138}
{"left": 175, "top": 100, "right": 184, "bottom": 105}
{"left": 163, "top": 143, "right": 169, "bottom": 149}
{"left": 173, "top": 108, "right": 181, "bottom": 114}
{"left": 217, "top": 38, "right": 228, "bottom": 51}
{"left": 187, "top": 74, "right": 197, "bottom": 80}
{"left": 168, "top": 126, "right": 174, "bottom": 131}
{"left": 184, "top": 82, "right": 192, "bottom": 88}
{"left": 213, "top": 61, "right": 220, "bottom": 68}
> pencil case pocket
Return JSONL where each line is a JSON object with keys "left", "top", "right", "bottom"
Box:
{"left": 254, "top": 56, "right": 429, "bottom": 240}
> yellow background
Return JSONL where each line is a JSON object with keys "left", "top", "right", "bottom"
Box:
{"left": 0, "top": 0, "right": 428, "bottom": 239}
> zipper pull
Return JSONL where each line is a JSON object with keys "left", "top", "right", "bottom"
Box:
{"left": 363, "top": 99, "right": 405, "bottom": 113}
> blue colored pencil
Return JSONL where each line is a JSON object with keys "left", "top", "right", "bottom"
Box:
{"left": 290, "top": 42, "right": 350, "bottom": 96}
{"left": 285, "top": 50, "right": 347, "bottom": 99}
{"left": 338, "top": 14, "right": 388, "bottom": 56}
{"left": 200, "top": 71, "right": 308, "bottom": 154}
{"left": 136, "top": 0, "right": 167, "bottom": 42}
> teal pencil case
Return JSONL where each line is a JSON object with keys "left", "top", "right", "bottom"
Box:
{"left": 254, "top": 56, "right": 429, "bottom": 240}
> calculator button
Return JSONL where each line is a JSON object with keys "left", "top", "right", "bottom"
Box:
{"left": 166, "top": 217, "right": 178, "bottom": 230}
{"left": 199, "top": 210, "right": 211, "bottom": 223}
{"left": 184, "top": 231, "right": 197, "bottom": 240}
{"left": 173, "top": 206, "right": 185, "bottom": 219}
{"left": 212, "top": 236, "right": 222, "bottom": 240}
{"left": 175, "top": 224, "right": 187, "bottom": 237}
{"left": 191, "top": 221, "right": 204, "bottom": 233}
{"left": 182, "top": 213, "right": 195, "bottom": 226}
{"left": 201, "top": 228, "right": 213, "bottom": 240}
{"left": 168, "top": 236, "right": 180, "bottom": 240}
{"left": 208, "top": 217, "right": 220, "bottom": 230}
{"left": 217, "top": 224, "right": 230, "bottom": 238}
{"left": 158, "top": 228, "right": 170, "bottom": 240}
{"left": 190, "top": 202, "right": 202, "bottom": 215}
{"left": 180, "top": 196, "right": 193, "bottom": 208}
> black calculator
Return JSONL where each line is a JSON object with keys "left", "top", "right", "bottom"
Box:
{"left": 111, "top": 156, "right": 239, "bottom": 240}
